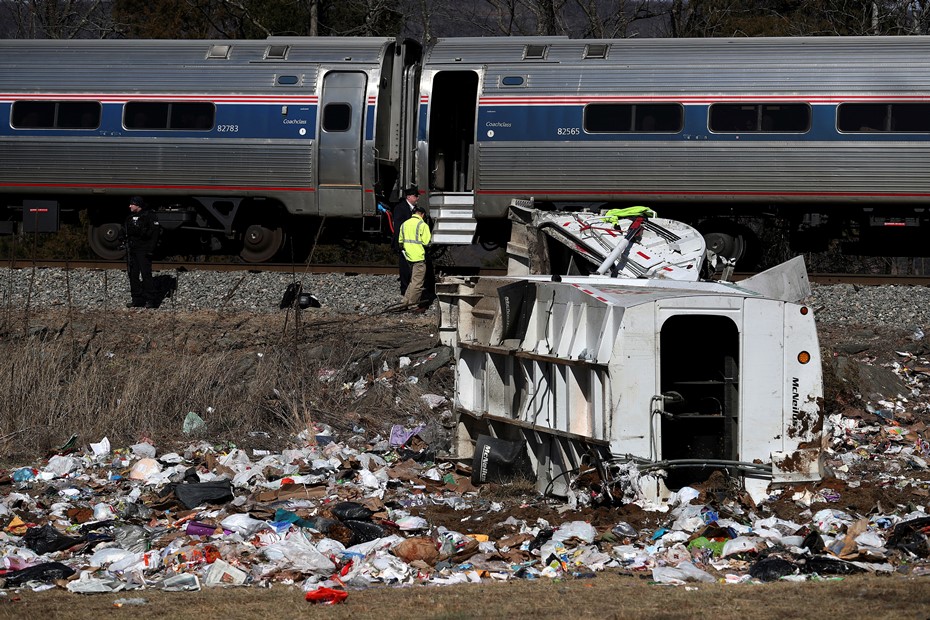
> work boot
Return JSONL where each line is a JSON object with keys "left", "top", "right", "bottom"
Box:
{"left": 144, "top": 301, "right": 158, "bottom": 309}
{"left": 126, "top": 301, "right": 143, "bottom": 308}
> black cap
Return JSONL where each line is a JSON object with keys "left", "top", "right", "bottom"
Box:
{"left": 404, "top": 186, "right": 419, "bottom": 197}
{"left": 129, "top": 196, "right": 145, "bottom": 207}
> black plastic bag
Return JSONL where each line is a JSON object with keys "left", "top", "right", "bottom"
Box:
{"left": 3, "top": 562, "right": 75, "bottom": 586}
{"left": 173, "top": 480, "right": 234, "bottom": 509}
{"left": 23, "top": 525, "right": 83, "bottom": 554}
{"left": 331, "top": 501, "right": 374, "bottom": 522}
{"left": 749, "top": 556, "right": 797, "bottom": 581}
{"left": 804, "top": 555, "right": 865, "bottom": 575}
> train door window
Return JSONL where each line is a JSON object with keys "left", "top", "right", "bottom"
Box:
{"left": 125, "top": 102, "right": 170, "bottom": 129}
{"left": 837, "top": 103, "right": 887, "bottom": 132}
{"left": 11, "top": 101, "right": 55, "bottom": 128}
{"left": 322, "top": 103, "right": 352, "bottom": 132}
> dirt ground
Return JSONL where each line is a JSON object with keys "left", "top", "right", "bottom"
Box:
{"left": 5, "top": 572, "right": 930, "bottom": 620}
{"left": 4, "top": 306, "right": 930, "bottom": 617}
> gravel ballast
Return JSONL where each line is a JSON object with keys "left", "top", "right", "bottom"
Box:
{"left": 0, "top": 267, "right": 926, "bottom": 327}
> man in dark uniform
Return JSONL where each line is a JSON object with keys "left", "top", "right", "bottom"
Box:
{"left": 124, "top": 196, "right": 160, "bottom": 308}
{"left": 391, "top": 186, "right": 419, "bottom": 296}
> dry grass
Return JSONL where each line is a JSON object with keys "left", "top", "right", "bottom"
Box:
{"left": 6, "top": 572, "right": 929, "bottom": 620}
{"left": 0, "top": 308, "right": 438, "bottom": 462}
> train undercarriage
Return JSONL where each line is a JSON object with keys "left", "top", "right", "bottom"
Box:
{"left": 2, "top": 193, "right": 929, "bottom": 267}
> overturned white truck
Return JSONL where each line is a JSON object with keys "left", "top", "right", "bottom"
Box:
{"left": 438, "top": 211, "right": 824, "bottom": 505}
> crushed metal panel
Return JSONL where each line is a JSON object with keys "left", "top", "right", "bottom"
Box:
{"left": 441, "top": 269, "right": 824, "bottom": 504}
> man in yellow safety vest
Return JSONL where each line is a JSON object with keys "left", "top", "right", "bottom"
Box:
{"left": 399, "top": 204, "right": 432, "bottom": 312}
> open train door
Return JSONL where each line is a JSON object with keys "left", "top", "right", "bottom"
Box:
{"left": 426, "top": 70, "right": 480, "bottom": 244}
{"left": 318, "top": 71, "right": 367, "bottom": 216}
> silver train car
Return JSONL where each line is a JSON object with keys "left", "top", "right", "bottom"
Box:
{"left": 3, "top": 35, "right": 930, "bottom": 261}
{"left": 0, "top": 37, "right": 420, "bottom": 261}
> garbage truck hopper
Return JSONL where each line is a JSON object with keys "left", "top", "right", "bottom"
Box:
{"left": 438, "top": 273, "right": 824, "bottom": 505}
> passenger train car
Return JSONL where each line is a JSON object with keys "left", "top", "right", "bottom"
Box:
{"left": 2, "top": 35, "right": 930, "bottom": 262}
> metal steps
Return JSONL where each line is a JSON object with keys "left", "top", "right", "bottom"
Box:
{"left": 429, "top": 192, "right": 477, "bottom": 245}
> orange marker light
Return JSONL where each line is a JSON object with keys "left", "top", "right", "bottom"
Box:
{"left": 799, "top": 306, "right": 809, "bottom": 315}
{"left": 798, "top": 351, "right": 811, "bottom": 364}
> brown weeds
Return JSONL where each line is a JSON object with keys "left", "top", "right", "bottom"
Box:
{"left": 0, "top": 308, "right": 438, "bottom": 462}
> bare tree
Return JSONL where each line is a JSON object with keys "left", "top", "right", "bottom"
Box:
{"left": 0, "top": 0, "right": 117, "bottom": 38}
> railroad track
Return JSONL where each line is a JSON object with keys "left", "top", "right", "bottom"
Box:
{"left": 0, "top": 259, "right": 508, "bottom": 277}
{"left": 2, "top": 259, "right": 928, "bottom": 286}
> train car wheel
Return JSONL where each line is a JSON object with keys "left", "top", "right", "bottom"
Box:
{"left": 703, "top": 230, "right": 746, "bottom": 263}
{"left": 240, "top": 223, "right": 285, "bottom": 263}
{"left": 88, "top": 221, "right": 126, "bottom": 260}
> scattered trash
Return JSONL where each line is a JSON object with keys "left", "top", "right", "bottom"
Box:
{"left": 0, "top": 379, "right": 928, "bottom": 599}
{"left": 182, "top": 411, "right": 207, "bottom": 435}
{"left": 305, "top": 586, "right": 348, "bottom": 604}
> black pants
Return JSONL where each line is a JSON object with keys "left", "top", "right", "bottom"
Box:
{"left": 398, "top": 252, "right": 412, "bottom": 295}
{"left": 127, "top": 247, "right": 154, "bottom": 305}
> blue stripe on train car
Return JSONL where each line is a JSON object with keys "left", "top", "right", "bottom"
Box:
{"left": 0, "top": 102, "right": 318, "bottom": 140}
{"left": 476, "top": 103, "right": 930, "bottom": 142}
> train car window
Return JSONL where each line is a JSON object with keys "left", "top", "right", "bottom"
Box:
{"left": 634, "top": 104, "right": 683, "bottom": 132}
{"left": 891, "top": 103, "right": 930, "bottom": 132}
{"left": 760, "top": 104, "right": 809, "bottom": 132}
{"left": 840, "top": 103, "right": 930, "bottom": 132}
{"left": 501, "top": 76, "right": 525, "bottom": 86}
{"left": 838, "top": 104, "right": 887, "bottom": 132}
{"left": 711, "top": 103, "right": 809, "bottom": 132}
{"left": 11, "top": 101, "right": 55, "bottom": 128}
{"left": 585, "top": 103, "right": 682, "bottom": 133}
{"left": 125, "top": 102, "right": 213, "bottom": 130}
{"left": 277, "top": 75, "right": 300, "bottom": 86}
{"left": 11, "top": 101, "right": 101, "bottom": 130}
{"left": 710, "top": 104, "right": 759, "bottom": 131}
{"left": 125, "top": 102, "right": 170, "bottom": 129}
{"left": 322, "top": 103, "right": 352, "bottom": 132}
{"left": 169, "top": 102, "right": 215, "bottom": 130}
{"left": 56, "top": 102, "right": 102, "bottom": 129}
{"left": 585, "top": 104, "right": 633, "bottom": 132}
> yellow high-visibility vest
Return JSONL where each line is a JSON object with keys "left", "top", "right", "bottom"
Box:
{"left": 399, "top": 214, "right": 431, "bottom": 262}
